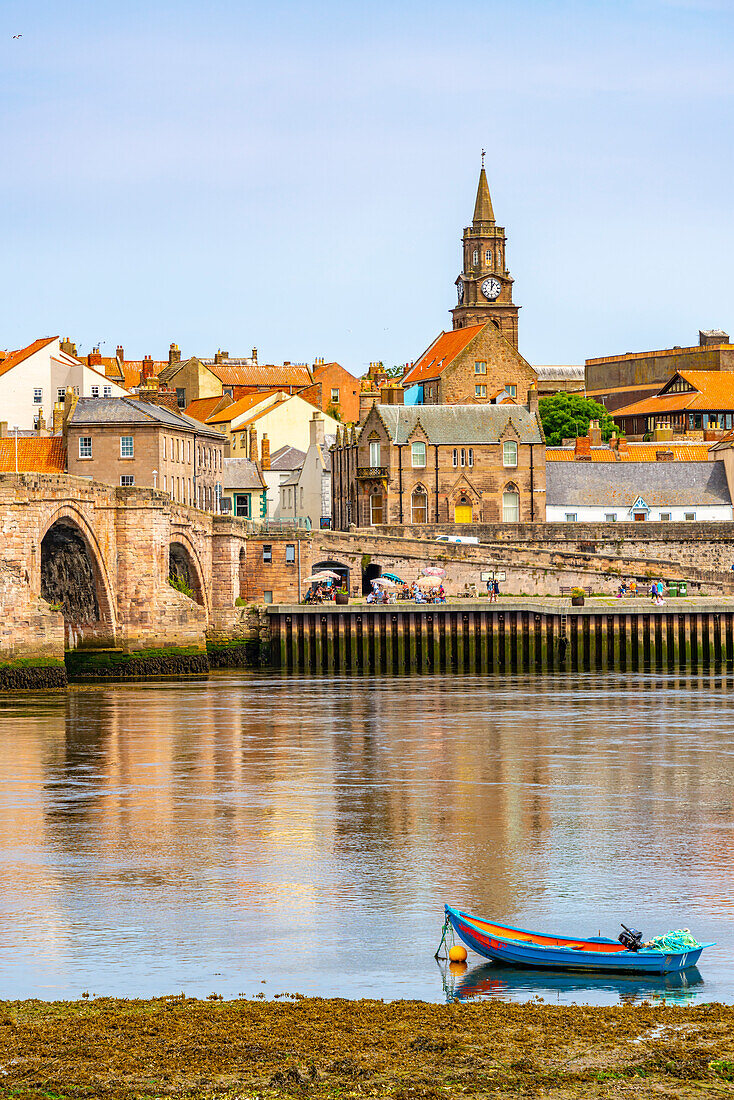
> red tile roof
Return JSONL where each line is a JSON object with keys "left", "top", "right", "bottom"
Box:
{"left": 185, "top": 396, "right": 232, "bottom": 424}
{"left": 206, "top": 390, "right": 286, "bottom": 425}
{"left": 402, "top": 325, "right": 485, "bottom": 386}
{"left": 615, "top": 371, "right": 734, "bottom": 418}
{"left": 0, "top": 436, "right": 65, "bottom": 473}
{"left": 546, "top": 443, "right": 712, "bottom": 462}
{"left": 0, "top": 337, "right": 57, "bottom": 379}
{"left": 210, "top": 364, "right": 313, "bottom": 388}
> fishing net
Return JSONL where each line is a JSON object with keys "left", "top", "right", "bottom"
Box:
{"left": 643, "top": 929, "right": 701, "bottom": 952}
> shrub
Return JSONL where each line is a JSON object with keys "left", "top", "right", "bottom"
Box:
{"left": 571, "top": 587, "right": 585, "bottom": 598}
{"left": 169, "top": 574, "right": 194, "bottom": 599}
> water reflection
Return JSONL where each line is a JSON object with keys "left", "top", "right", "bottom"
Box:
{"left": 0, "top": 671, "right": 732, "bottom": 1002}
{"left": 441, "top": 960, "right": 705, "bottom": 1006}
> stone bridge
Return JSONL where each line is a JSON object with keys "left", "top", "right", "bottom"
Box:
{"left": 0, "top": 474, "right": 251, "bottom": 678}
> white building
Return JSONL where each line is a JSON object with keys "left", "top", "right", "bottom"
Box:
{"left": 263, "top": 443, "right": 305, "bottom": 520}
{"left": 278, "top": 412, "right": 334, "bottom": 530}
{"left": 0, "top": 337, "right": 129, "bottom": 431}
{"left": 546, "top": 461, "right": 733, "bottom": 522}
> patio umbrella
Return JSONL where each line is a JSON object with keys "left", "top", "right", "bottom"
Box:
{"left": 422, "top": 567, "right": 446, "bottom": 577}
{"left": 416, "top": 576, "right": 442, "bottom": 589}
{"left": 305, "top": 571, "right": 340, "bottom": 583}
{"left": 373, "top": 577, "right": 397, "bottom": 588}
{"left": 382, "top": 572, "right": 405, "bottom": 584}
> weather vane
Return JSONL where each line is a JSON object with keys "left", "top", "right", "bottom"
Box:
{"left": 481, "top": 148, "right": 486, "bottom": 169}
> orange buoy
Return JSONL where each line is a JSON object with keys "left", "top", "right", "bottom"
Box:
{"left": 448, "top": 944, "right": 467, "bottom": 962}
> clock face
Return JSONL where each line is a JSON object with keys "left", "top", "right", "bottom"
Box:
{"left": 457, "top": 281, "right": 464, "bottom": 304}
{"left": 481, "top": 277, "right": 502, "bottom": 301}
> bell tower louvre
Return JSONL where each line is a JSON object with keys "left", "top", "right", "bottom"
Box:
{"left": 451, "top": 156, "right": 520, "bottom": 347}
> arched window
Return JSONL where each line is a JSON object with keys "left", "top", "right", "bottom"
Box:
{"left": 485, "top": 249, "right": 492, "bottom": 266}
{"left": 370, "top": 493, "right": 383, "bottom": 525}
{"left": 503, "top": 440, "right": 518, "bottom": 467}
{"left": 411, "top": 486, "right": 428, "bottom": 524}
{"left": 472, "top": 248, "right": 479, "bottom": 266}
{"left": 411, "top": 441, "right": 426, "bottom": 468}
{"left": 502, "top": 484, "right": 520, "bottom": 522}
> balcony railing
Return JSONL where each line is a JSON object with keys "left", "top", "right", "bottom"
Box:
{"left": 356, "top": 466, "right": 388, "bottom": 479}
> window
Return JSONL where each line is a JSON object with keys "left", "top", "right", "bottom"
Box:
{"left": 57, "top": 388, "right": 66, "bottom": 402}
{"left": 503, "top": 490, "right": 520, "bottom": 522}
{"left": 660, "top": 512, "right": 671, "bottom": 521}
{"left": 176, "top": 388, "right": 186, "bottom": 409}
{"left": 485, "top": 249, "right": 492, "bottom": 266}
{"left": 187, "top": 440, "right": 191, "bottom": 463}
{"left": 300, "top": 487, "right": 304, "bottom": 507}
{"left": 467, "top": 448, "right": 473, "bottom": 467}
{"left": 33, "top": 388, "right": 43, "bottom": 404}
{"left": 474, "top": 361, "right": 487, "bottom": 375}
{"left": 604, "top": 513, "right": 617, "bottom": 522}
{"left": 263, "top": 545, "right": 272, "bottom": 563}
{"left": 505, "top": 384, "right": 517, "bottom": 398}
{"left": 503, "top": 440, "right": 518, "bottom": 467}
{"left": 452, "top": 448, "right": 458, "bottom": 467}
{"left": 103, "top": 386, "right": 112, "bottom": 397}
{"left": 565, "top": 513, "right": 578, "bottom": 522}
{"left": 78, "top": 436, "right": 92, "bottom": 458}
{"left": 163, "top": 437, "right": 166, "bottom": 459}
{"left": 285, "top": 544, "right": 296, "bottom": 564}
{"left": 411, "top": 441, "right": 426, "bottom": 467}
{"left": 263, "top": 590, "right": 273, "bottom": 604}
{"left": 331, "top": 387, "right": 340, "bottom": 403}
{"left": 120, "top": 435, "right": 134, "bottom": 458}
{"left": 223, "top": 386, "right": 233, "bottom": 397}
{"left": 163, "top": 475, "right": 167, "bottom": 492}
{"left": 235, "top": 494, "right": 250, "bottom": 518}
{"left": 460, "top": 448, "right": 466, "bottom": 466}
{"left": 475, "top": 384, "right": 487, "bottom": 397}
{"left": 91, "top": 385, "right": 99, "bottom": 398}
{"left": 370, "top": 493, "right": 383, "bottom": 525}
{"left": 369, "top": 440, "right": 381, "bottom": 466}
{"left": 685, "top": 512, "right": 696, "bottom": 521}
{"left": 120, "top": 475, "right": 135, "bottom": 487}
{"left": 472, "top": 249, "right": 479, "bottom": 265}
{"left": 411, "top": 488, "right": 428, "bottom": 524}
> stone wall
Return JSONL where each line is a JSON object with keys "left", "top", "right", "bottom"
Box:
{"left": 241, "top": 534, "right": 313, "bottom": 604}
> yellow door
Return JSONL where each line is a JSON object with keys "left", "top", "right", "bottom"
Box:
{"left": 454, "top": 504, "right": 473, "bottom": 524}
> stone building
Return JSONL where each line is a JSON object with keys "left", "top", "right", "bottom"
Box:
{"left": 586, "top": 330, "right": 734, "bottom": 413}
{"left": 331, "top": 401, "right": 545, "bottom": 529}
{"left": 450, "top": 161, "right": 520, "bottom": 345}
{"left": 66, "top": 397, "right": 225, "bottom": 511}
{"left": 402, "top": 321, "right": 537, "bottom": 407}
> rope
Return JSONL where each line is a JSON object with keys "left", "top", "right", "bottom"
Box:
{"left": 643, "top": 929, "right": 701, "bottom": 953}
{"left": 434, "top": 915, "right": 455, "bottom": 959}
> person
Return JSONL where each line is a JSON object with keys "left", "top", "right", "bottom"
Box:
{"left": 657, "top": 580, "right": 664, "bottom": 600}
{"left": 630, "top": 578, "right": 637, "bottom": 597}
{"left": 486, "top": 577, "right": 493, "bottom": 599}
{"left": 650, "top": 582, "right": 657, "bottom": 602}
{"left": 493, "top": 578, "right": 500, "bottom": 602}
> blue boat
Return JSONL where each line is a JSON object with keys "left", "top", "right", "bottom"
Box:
{"left": 445, "top": 905, "right": 714, "bottom": 975}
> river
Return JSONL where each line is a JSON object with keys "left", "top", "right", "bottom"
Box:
{"left": 0, "top": 670, "right": 732, "bottom": 1006}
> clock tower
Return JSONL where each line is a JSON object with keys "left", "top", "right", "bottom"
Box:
{"left": 451, "top": 159, "right": 520, "bottom": 347}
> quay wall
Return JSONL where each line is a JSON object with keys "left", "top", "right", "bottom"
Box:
{"left": 266, "top": 602, "right": 734, "bottom": 673}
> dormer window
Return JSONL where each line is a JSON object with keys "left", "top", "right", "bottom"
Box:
{"left": 411, "top": 441, "right": 426, "bottom": 467}
{"left": 369, "top": 440, "right": 381, "bottom": 466}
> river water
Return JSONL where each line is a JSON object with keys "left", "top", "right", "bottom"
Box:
{"left": 0, "top": 671, "right": 732, "bottom": 1006}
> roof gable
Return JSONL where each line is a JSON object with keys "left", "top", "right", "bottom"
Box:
{"left": 402, "top": 325, "right": 485, "bottom": 386}
{"left": 0, "top": 337, "right": 57, "bottom": 379}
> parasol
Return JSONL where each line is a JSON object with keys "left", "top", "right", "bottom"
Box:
{"left": 416, "top": 576, "right": 442, "bottom": 589}
{"left": 422, "top": 567, "right": 446, "bottom": 577}
{"left": 373, "top": 577, "right": 397, "bottom": 588}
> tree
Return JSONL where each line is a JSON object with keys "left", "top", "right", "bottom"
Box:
{"left": 538, "top": 392, "right": 618, "bottom": 447}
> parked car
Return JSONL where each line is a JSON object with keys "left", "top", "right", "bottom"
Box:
{"left": 435, "top": 535, "right": 480, "bottom": 545}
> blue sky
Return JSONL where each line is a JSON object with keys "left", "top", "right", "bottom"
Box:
{"left": 1, "top": 0, "right": 733, "bottom": 373}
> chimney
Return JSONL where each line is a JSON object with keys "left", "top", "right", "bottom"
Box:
{"left": 249, "top": 427, "right": 258, "bottom": 463}
{"left": 310, "top": 411, "right": 326, "bottom": 448}
{"left": 617, "top": 437, "right": 630, "bottom": 455}
{"left": 261, "top": 433, "right": 271, "bottom": 470}
{"left": 527, "top": 382, "right": 538, "bottom": 415}
{"left": 588, "top": 419, "right": 602, "bottom": 447}
{"left": 574, "top": 435, "right": 591, "bottom": 461}
{"left": 141, "top": 354, "right": 155, "bottom": 382}
{"left": 60, "top": 338, "right": 77, "bottom": 357}
{"left": 62, "top": 388, "right": 78, "bottom": 450}
{"left": 0, "top": 422, "right": 7, "bottom": 438}
{"left": 251, "top": 347, "right": 258, "bottom": 363}
{"left": 359, "top": 384, "right": 380, "bottom": 423}
{"left": 36, "top": 408, "right": 44, "bottom": 436}
{"left": 653, "top": 425, "right": 673, "bottom": 442}
{"left": 52, "top": 404, "right": 64, "bottom": 436}
{"left": 656, "top": 449, "right": 674, "bottom": 462}
{"left": 88, "top": 346, "right": 103, "bottom": 367}
{"left": 116, "top": 345, "right": 124, "bottom": 362}
{"left": 699, "top": 329, "right": 730, "bottom": 347}
{"left": 169, "top": 342, "right": 181, "bottom": 366}
{"left": 145, "top": 385, "right": 179, "bottom": 411}
{"left": 214, "top": 349, "right": 229, "bottom": 365}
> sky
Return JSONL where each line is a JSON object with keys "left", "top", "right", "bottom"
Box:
{"left": 1, "top": 0, "right": 733, "bottom": 374}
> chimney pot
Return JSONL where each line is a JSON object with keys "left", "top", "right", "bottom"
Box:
{"left": 261, "top": 433, "right": 271, "bottom": 470}
{"left": 249, "top": 427, "right": 258, "bottom": 464}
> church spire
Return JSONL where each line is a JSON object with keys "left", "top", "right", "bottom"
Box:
{"left": 472, "top": 152, "right": 495, "bottom": 226}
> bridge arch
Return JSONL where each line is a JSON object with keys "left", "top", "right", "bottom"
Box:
{"left": 40, "top": 506, "right": 117, "bottom": 647}
{"left": 168, "top": 535, "right": 208, "bottom": 611}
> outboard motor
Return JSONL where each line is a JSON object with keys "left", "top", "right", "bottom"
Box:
{"left": 618, "top": 923, "right": 644, "bottom": 952}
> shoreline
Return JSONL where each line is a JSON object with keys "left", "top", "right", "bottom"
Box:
{"left": 0, "top": 996, "right": 732, "bottom": 1097}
